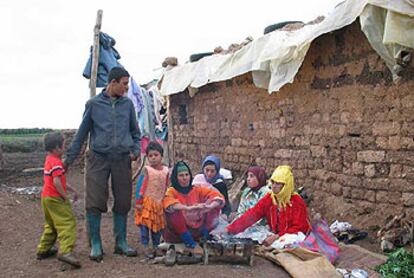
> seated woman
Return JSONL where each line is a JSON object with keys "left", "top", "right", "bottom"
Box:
{"left": 234, "top": 166, "right": 271, "bottom": 226}
{"left": 163, "top": 161, "right": 225, "bottom": 255}
{"left": 193, "top": 155, "right": 232, "bottom": 217}
{"left": 224, "top": 165, "right": 310, "bottom": 246}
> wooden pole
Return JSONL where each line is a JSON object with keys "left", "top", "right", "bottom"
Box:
{"left": 90, "top": 10, "right": 103, "bottom": 98}
{"left": 166, "top": 96, "right": 175, "bottom": 166}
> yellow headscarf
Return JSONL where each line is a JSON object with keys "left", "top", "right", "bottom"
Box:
{"left": 270, "top": 165, "right": 298, "bottom": 208}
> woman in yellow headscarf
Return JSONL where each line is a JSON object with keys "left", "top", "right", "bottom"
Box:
{"left": 225, "top": 166, "right": 310, "bottom": 246}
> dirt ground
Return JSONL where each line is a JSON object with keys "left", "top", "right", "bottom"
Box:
{"left": 0, "top": 167, "right": 291, "bottom": 278}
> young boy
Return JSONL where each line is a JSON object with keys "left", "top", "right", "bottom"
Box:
{"left": 36, "top": 132, "right": 81, "bottom": 268}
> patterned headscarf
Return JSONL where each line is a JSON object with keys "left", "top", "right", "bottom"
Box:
{"left": 171, "top": 161, "right": 193, "bottom": 194}
{"left": 202, "top": 155, "right": 224, "bottom": 184}
{"left": 270, "top": 165, "right": 298, "bottom": 208}
{"left": 247, "top": 166, "right": 267, "bottom": 190}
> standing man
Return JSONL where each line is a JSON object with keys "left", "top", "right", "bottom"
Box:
{"left": 64, "top": 67, "right": 141, "bottom": 262}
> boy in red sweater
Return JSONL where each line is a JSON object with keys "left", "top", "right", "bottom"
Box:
{"left": 36, "top": 132, "right": 80, "bottom": 268}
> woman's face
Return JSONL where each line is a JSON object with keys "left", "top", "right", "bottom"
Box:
{"left": 271, "top": 181, "right": 285, "bottom": 194}
{"left": 177, "top": 171, "right": 190, "bottom": 187}
{"left": 246, "top": 172, "right": 259, "bottom": 188}
{"left": 203, "top": 164, "right": 217, "bottom": 179}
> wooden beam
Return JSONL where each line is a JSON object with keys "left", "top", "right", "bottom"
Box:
{"left": 89, "top": 9, "right": 103, "bottom": 98}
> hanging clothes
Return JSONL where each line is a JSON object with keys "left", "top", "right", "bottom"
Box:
{"left": 83, "top": 32, "right": 123, "bottom": 87}
{"left": 127, "top": 76, "right": 144, "bottom": 117}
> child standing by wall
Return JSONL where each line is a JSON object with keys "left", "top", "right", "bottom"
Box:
{"left": 36, "top": 132, "right": 80, "bottom": 268}
{"left": 135, "top": 142, "right": 169, "bottom": 258}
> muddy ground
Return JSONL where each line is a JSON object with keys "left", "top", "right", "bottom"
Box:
{"left": 0, "top": 163, "right": 292, "bottom": 278}
{"left": 0, "top": 151, "right": 384, "bottom": 277}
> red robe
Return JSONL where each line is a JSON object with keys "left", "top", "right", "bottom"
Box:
{"left": 227, "top": 194, "right": 311, "bottom": 236}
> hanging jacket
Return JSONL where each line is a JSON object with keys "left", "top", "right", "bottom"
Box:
{"left": 83, "top": 32, "right": 123, "bottom": 87}
{"left": 227, "top": 194, "right": 310, "bottom": 236}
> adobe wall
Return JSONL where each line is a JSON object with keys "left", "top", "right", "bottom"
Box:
{"left": 169, "top": 21, "right": 414, "bottom": 226}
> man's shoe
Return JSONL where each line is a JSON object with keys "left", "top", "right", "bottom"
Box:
{"left": 57, "top": 253, "right": 81, "bottom": 268}
{"left": 164, "top": 246, "right": 176, "bottom": 266}
{"left": 144, "top": 246, "right": 155, "bottom": 259}
{"left": 113, "top": 212, "right": 137, "bottom": 257}
{"left": 36, "top": 246, "right": 58, "bottom": 260}
{"left": 86, "top": 213, "right": 103, "bottom": 262}
{"left": 184, "top": 245, "right": 204, "bottom": 256}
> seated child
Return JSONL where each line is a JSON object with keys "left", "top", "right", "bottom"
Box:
{"left": 193, "top": 155, "right": 231, "bottom": 217}
{"left": 235, "top": 166, "right": 271, "bottom": 226}
{"left": 36, "top": 132, "right": 80, "bottom": 268}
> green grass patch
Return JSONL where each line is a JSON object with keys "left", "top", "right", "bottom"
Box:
{"left": 0, "top": 135, "right": 43, "bottom": 153}
{"left": 375, "top": 248, "right": 414, "bottom": 278}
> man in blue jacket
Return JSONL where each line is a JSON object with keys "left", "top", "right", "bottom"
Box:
{"left": 64, "top": 67, "right": 141, "bottom": 261}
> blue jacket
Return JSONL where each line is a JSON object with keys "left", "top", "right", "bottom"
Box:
{"left": 83, "top": 32, "right": 123, "bottom": 87}
{"left": 65, "top": 90, "right": 141, "bottom": 165}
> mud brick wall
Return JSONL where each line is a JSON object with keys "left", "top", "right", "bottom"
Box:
{"left": 168, "top": 22, "right": 414, "bottom": 225}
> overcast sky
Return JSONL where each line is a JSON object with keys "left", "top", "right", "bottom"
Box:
{"left": 1, "top": 0, "right": 342, "bottom": 129}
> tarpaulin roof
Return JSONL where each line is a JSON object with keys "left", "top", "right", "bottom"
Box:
{"left": 160, "top": 0, "right": 414, "bottom": 96}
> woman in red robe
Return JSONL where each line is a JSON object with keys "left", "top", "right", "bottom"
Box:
{"left": 225, "top": 165, "right": 310, "bottom": 246}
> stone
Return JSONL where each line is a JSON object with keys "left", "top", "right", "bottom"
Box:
{"left": 357, "top": 151, "right": 385, "bottom": 162}
{"left": 402, "top": 193, "right": 414, "bottom": 207}
{"left": 372, "top": 122, "right": 400, "bottom": 136}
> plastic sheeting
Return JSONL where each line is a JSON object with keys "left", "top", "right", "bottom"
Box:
{"left": 360, "top": 0, "right": 414, "bottom": 79}
{"left": 160, "top": 0, "right": 414, "bottom": 96}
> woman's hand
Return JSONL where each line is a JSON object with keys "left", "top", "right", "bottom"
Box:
{"left": 263, "top": 234, "right": 280, "bottom": 247}
{"left": 203, "top": 201, "right": 220, "bottom": 212}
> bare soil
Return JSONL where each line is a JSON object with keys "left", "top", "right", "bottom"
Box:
{"left": 0, "top": 166, "right": 289, "bottom": 278}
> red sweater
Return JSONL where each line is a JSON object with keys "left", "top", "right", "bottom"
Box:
{"left": 227, "top": 194, "right": 310, "bottom": 236}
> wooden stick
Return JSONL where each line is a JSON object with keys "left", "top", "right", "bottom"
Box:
{"left": 90, "top": 10, "right": 103, "bottom": 98}
{"left": 166, "top": 96, "right": 175, "bottom": 166}
{"left": 132, "top": 156, "right": 146, "bottom": 182}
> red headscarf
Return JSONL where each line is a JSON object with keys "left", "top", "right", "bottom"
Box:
{"left": 247, "top": 166, "right": 267, "bottom": 190}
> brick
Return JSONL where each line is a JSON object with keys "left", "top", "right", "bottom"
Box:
{"left": 351, "top": 162, "right": 364, "bottom": 175}
{"left": 402, "top": 193, "right": 414, "bottom": 207}
{"left": 330, "top": 183, "right": 342, "bottom": 196}
{"left": 389, "top": 164, "right": 402, "bottom": 177}
{"left": 376, "top": 136, "right": 388, "bottom": 149}
{"left": 357, "top": 151, "right": 385, "bottom": 162}
{"left": 351, "top": 189, "right": 365, "bottom": 200}
{"left": 310, "top": 146, "right": 327, "bottom": 157}
{"left": 364, "top": 164, "right": 376, "bottom": 177}
{"left": 274, "top": 149, "right": 292, "bottom": 158}
{"left": 372, "top": 122, "right": 401, "bottom": 136}
{"left": 402, "top": 165, "right": 414, "bottom": 179}
{"left": 376, "top": 191, "right": 401, "bottom": 204}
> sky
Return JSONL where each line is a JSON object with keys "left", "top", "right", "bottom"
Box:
{"left": 0, "top": 0, "right": 342, "bottom": 129}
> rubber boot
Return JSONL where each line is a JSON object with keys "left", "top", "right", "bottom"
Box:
{"left": 86, "top": 212, "right": 103, "bottom": 262}
{"left": 113, "top": 212, "right": 137, "bottom": 257}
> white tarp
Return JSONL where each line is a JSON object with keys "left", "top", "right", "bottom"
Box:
{"left": 160, "top": 0, "right": 414, "bottom": 96}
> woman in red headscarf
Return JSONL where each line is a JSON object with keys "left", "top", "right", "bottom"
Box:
{"left": 234, "top": 166, "right": 271, "bottom": 226}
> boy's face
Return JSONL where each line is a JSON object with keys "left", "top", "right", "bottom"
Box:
{"left": 52, "top": 144, "right": 64, "bottom": 158}
{"left": 203, "top": 164, "right": 217, "bottom": 179}
{"left": 147, "top": 150, "right": 162, "bottom": 167}
{"left": 109, "top": 77, "right": 129, "bottom": 97}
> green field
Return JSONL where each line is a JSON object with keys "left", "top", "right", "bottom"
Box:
{"left": 0, "top": 133, "right": 46, "bottom": 153}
